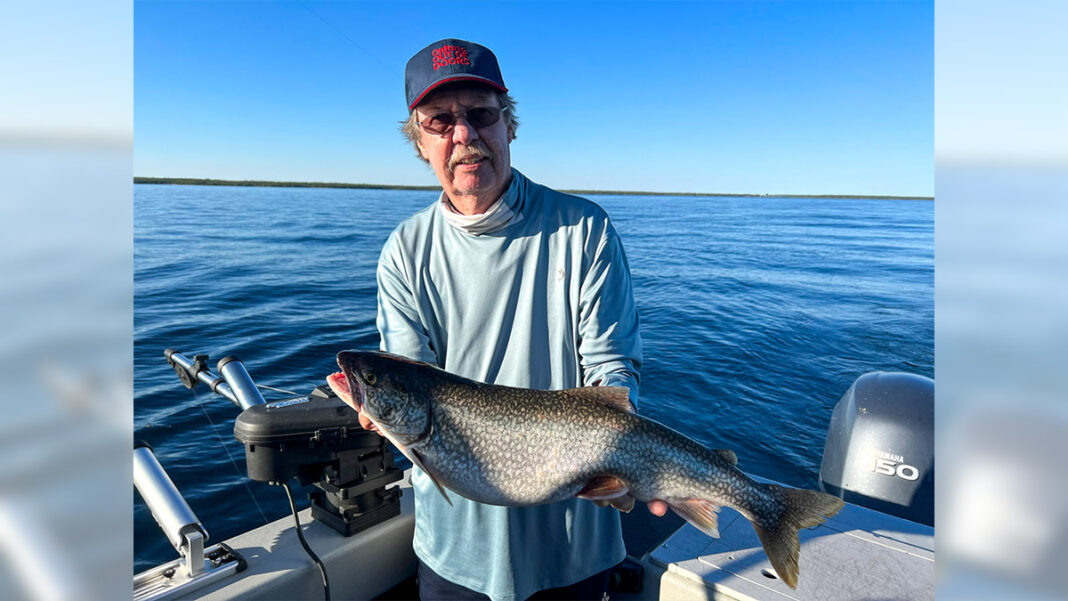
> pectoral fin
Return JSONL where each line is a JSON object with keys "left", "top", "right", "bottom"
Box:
{"left": 363, "top": 413, "right": 452, "bottom": 506}
{"left": 669, "top": 499, "right": 723, "bottom": 538}
{"left": 577, "top": 475, "right": 629, "bottom": 500}
{"left": 579, "top": 476, "right": 635, "bottom": 513}
{"left": 410, "top": 449, "right": 453, "bottom": 507}
{"left": 606, "top": 494, "right": 636, "bottom": 513}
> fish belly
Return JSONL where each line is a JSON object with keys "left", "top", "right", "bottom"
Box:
{"left": 421, "top": 409, "right": 617, "bottom": 506}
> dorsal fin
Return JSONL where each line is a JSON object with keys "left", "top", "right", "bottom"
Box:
{"left": 566, "top": 386, "right": 634, "bottom": 413}
{"left": 714, "top": 449, "right": 738, "bottom": 466}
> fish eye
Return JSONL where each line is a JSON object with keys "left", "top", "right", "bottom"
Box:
{"left": 363, "top": 371, "right": 377, "bottom": 385}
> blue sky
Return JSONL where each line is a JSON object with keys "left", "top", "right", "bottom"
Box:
{"left": 135, "top": 1, "right": 933, "bottom": 196}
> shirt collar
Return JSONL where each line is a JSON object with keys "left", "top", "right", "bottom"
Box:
{"left": 438, "top": 169, "right": 524, "bottom": 235}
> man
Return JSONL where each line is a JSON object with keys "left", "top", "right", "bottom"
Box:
{"left": 362, "top": 38, "right": 646, "bottom": 601}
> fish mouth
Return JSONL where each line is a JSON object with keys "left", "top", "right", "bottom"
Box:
{"left": 327, "top": 356, "right": 364, "bottom": 412}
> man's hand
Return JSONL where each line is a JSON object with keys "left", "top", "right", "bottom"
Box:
{"left": 647, "top": 500, "right": 668, "bottom": 516}
{"left": 357, "top": 411, "right": 381, "bottom": 434}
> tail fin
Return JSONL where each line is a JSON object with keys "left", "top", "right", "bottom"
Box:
{"left": 751, "top": 485, "right": 844, "bottom": 589}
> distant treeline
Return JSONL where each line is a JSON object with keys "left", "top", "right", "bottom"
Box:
{"left": 133, "top": 177, "right": 439, "bottom": 191}
{"left": 134, "top": 177, "right": 934, "bottom": 201}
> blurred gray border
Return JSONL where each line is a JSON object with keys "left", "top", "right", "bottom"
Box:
{"left": 937, "top": 1, "right": 1068, "bottom": 599}
{"left": 1, "top": 1, "right": 133, "bottom": 599}
{"left": 4, "top": 0, "right": 1068, "bottom": 599}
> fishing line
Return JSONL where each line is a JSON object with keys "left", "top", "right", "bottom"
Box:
{"left": 256, "top": 383, "right": 298, "bottom": 395}
{"left": 190, "top": 388, "right": 271, "bottom": 525}
{"left": 297, "top": 1, "right": 393, "bottom": 75}
{"left": 282, "top": 480, "right": 331, "bottom": 601}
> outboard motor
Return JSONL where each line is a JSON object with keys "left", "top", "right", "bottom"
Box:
{"left": 819, "top": 371, "right": 934, "bottom": 526}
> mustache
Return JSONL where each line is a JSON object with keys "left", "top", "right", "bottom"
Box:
{"left": 447, "top": 141, "right": 495, "bottom": 173}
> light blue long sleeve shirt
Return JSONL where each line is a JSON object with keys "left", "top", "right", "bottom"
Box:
{"left": 376, "top": 168, "right": 642, "bottom": 601}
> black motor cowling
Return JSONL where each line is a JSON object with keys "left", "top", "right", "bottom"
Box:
{"left": 819, "top": 371, "right": 934, "bottom": 526}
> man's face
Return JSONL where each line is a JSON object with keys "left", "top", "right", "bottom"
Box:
{"left": 414, "top": 86, "right": 511, "bottom": 213}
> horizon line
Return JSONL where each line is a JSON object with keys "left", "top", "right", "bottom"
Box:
{"left": 133, "top": 177, "right": 934, "bottom": 201}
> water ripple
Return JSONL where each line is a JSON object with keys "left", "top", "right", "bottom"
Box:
{"left": 134, "top": 187, "right": 932, "bottom": 571}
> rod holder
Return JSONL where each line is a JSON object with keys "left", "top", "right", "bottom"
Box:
{"left": 133, "top": 441, "right": 208, "bottom": 577}
{"left": 217, "top": 356, "right": 266, "bottom": 410}
{"left": 164, "top": 349, "right": 251, "bottom": 408}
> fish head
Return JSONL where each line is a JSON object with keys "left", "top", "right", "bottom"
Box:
{"left": 333, "top": 350, "right": 433, "bottom": 446}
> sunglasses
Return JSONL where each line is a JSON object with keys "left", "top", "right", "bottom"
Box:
{"left": 418, "top": 106, "right": 503, "bottom": 135}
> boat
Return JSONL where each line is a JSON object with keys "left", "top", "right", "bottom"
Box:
{"left": 134, "top": 350, "right": 934, "bottom": 601}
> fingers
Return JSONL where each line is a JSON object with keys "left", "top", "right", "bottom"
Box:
{"left": 647, "top": 500, "right": 668, "bottom": 516}
{"left": 357, "top": 411, "right": 380, "bottom": 434}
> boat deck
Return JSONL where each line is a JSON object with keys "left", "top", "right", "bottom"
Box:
{"left": 140, "top": 472, "right": 934, "bottom": 601}
{"left": 635, "top": 498, "right": 934, "bottom": 600}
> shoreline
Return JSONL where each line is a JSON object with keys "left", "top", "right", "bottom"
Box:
{"left": 133, "top": 177, "right": 934, "bottom": 201}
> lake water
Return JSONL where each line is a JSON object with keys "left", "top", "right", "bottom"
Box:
{"left": 133, "top": 183, "right": 933, "bottom": 572}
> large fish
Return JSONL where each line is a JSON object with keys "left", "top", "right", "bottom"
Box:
{"left": 326, "top": 350, "right": 843, "bottom": 588}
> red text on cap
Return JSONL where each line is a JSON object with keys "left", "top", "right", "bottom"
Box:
{"left": 432, "top": 45, "right": 471, "bottom": 70}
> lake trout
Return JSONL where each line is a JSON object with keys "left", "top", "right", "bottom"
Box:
{"left": 326, "top": 350, "right": 843, "bottom": 589}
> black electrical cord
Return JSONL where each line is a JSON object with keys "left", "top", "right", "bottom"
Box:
{"left": 281, "top": 481, "right": 331, "bottom": 600}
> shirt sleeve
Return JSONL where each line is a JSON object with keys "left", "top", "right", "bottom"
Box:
{"left": 578, "top": 219, "right": 643, "bottom": 408}
{"left": 376, "top": 233, "right": 438, "bottom": 364}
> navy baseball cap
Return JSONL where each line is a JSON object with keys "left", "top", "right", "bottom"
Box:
{"left": 405, "top": 38, "right": 508, "bottom": 110}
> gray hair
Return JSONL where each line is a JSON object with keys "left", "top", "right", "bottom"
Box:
{"left": 400, "top": 89, "right": 519, "bottom": 163}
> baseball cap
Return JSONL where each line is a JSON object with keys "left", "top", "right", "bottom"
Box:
{"left": 405, "top": 38, "right": 508, "bottom": 110}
